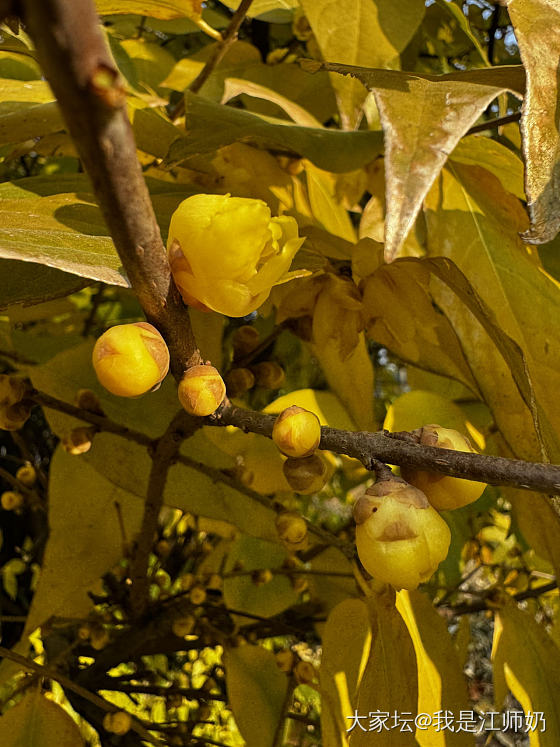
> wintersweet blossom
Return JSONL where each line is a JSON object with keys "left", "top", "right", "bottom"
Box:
{"left": 167, "top": 194, "right": 304, "bottom": 317}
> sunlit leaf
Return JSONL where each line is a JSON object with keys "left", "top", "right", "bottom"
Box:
{"left": 0, "top": 690, "right": 85, "bottom": 747}
{"left": 509, "top": 0, "right": 560, "bottom": 243}
{"left": 224, "top": 644, "right": 289, "bottom": 747}
{"left": 96, "top": 0, "right": 203, "bottom": 20}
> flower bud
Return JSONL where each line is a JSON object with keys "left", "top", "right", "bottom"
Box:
{"left": 252, "top": 361, "right": 285, "bottom": 389}
{"left": 62, "top": 426, "right": 96, "bottom": 455}
{"left": 294, "top": 660, "right": 316, "bottom": 685}
{"left": 283, "top": 454, "right": 328, "bottom": 494}
{"left": 1, "top": 491, "right": 24, "bottom": 511}
{"left": 16, "top": 464, "right": 36, "bottom": 487}
{"left": 0, "top": 401, "right": 32, "bottom": 431}
{"left": 401, "top": 425, "right": 486, "bottom": 510}
{"left": 75, "top": 388, "right": 104, "bottom": 415}
{"left": 272, "top": 406, "right": 321, "bottom": 458}
{"left": 251, "top": 568, "right": 273, "bottom": 585}
{"left": 275, "top": 649, "right": 295, "bottom": 672}
{"left": 354, "top": 477, "right": 451, "bottom": 590}
{"left": 189, "top": 585, "right": 207, "bottom": 605}
{"left": 103, "top": 711, "right": 132, "bottom": 736}
{"left": 232, "top": 325, "right": 260, "bottom": 357}
{"left": 275, "top": 511, "right": 308, "bottom": 551}
{"left": 92, "top": 322, "right": 169, "bottom": 397}
{"left": 178, "top": 365, "right": 226, "bottom": 416}
{"left": 0, "top": 375, "right": 30, "bottom": 407}
{"left": 225, "top": 367, "right": 255, "bottom": 397}
{"left": 172, "top": 615, "right": 195, "bottom": 637}
{"left": 90, "top": 626, "right": 110, "bottom": 650}
{"left": 167, "top": 194, "right": 304, "bottom": 317}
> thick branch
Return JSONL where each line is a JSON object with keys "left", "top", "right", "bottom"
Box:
{"left": 22, "top": 0, "right": 201, "bottom": 378}
{"left": 214, "top": 404, "right": 560, "bottom": 494}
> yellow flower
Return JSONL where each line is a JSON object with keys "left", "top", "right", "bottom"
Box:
{"left": 167, "top": 194, "right": 304, "bottom": 317}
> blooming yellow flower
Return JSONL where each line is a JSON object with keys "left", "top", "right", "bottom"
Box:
{"left": 167, "top": 194, "right": 305, "bottom": 317}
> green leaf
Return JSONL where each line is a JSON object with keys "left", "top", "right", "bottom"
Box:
{"left": 223, "top": 535, "right": 299, "bottom": 618}
{"left": 0, "top": 259, "right": 89, "bottom": 309}
{"left": 424, "top": 164, "right": 560, "bottom": 461}
{"left": 224, "top": 644, "right": 289, "bottom": 747}
{"left": 306, "top": 61, "right": 524, "bottom": 259}
{"left": 300, "top": 0, "right": 425, "bottom": 129}
{"left": 509, "top": 0, "right": 560, "bottom": 243}
{"left": 493, "top": 599, "right": 560, "bottom": 746}
{"left": 165, "top": 92, "right": 384, "bottom": 173}
{"left": 96, "top": 0, "right": 202, "bottom": 19}
{"left": 0, "top": 690, "right": 85, "bottom": 747}
{"left": 396, "top": 590, "right": 471, "bottom": 747}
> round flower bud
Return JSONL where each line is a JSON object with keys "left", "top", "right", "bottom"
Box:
{"left": 62, "top": 426, "right": 96, "bottom": 455}
{"left": 167, "top": 194, "right": 305, "bottom": 317}
{"left": 275, "top": 650, "right": 295, "bottom": 672}
{"left": 89, "top": 626, "right": 110, "bottom": 650}
{"left": 283, "top": 454, "right": 328, "bottom": 494}
{"left": 16, "top": 464, "right": 36, "bottom": 487}
{"left": 75, "top": 388, "right": 104, "bottom": 415}
{"left": 172, "top": 615, "right": 195, "bottom": 637}
{"left": 275, "top": 511, "right": 308, "bottom": 551}
{"left": 232, "top": 325, "right": 260, "bottom": 357}
{"left": 225, "top": 367, "right": 255, "bottom": 397}
{"left": 272, "top": 406, "right": 321, "bottom": 458}
{"left": 0, "top": 401, "right": 32, "bottom": 431}
{"left": 92, "top": 322, "right": 169, "bottom": 397}
{"left": 1, "top": 491, "right": 24, "bottom": 511}
{"left": 189, "top": 585, "right": 207, "bottom": 605}
{"left": 294, "top": 660, "right": 316, "bottom": 685}
{"left": 354, "top": 477, "right": 451, "bottom": 590}
{"left": 401, "top": 424, "right": 486, "bottom": 511}
{"left": 252, "top": 361, "right": 285, "bottom": 389}
{"left": 103, "top": 711, "right": 132, "bottom": 736}
{"left": 291, "top": 576, "right": 308, "bottom": 593}
{"left": 178, "top": 365, "right": 226, "bottom": 416}
{"left": 0, "top": 375, "right": 30, "bottom": 407}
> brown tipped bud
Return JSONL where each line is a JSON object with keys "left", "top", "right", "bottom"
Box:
{"left": 0, "top": 375, "right": 31, "bottom": 407}
{"left": 252, "top": 361, "right": 285, "bottom": 389}
{"left": 75, "top": 388, "right": 104, "bottom": 415}
{"left": 16, "top": 464, "right": 36, "bottom": 487}
{"left": 272, "top": 406, "right": 321, "bottom": 458}
{"left": 275, "top": 650, "right": 295, "bottom": 672}
{"left": 251, "top": 569, "right": 273, "bottom": 585}
{"left": 92, "top": 322, "right": 169, "bottom": 398}
{"left": 283, "top": 454, "right": 328, "bottom": 494}
{"left": 0, "top": 401, "right": 32, "bottom": 431}
{"left": 402, "top": 425, "right": 486, "bottom": 511}
{"left": 179, "top": 573, "right": 195, "bottom": 591}
{"left": 189, "top": 585, "right": 207, "bottom": 605}
{"left": 77, "top": 624, "right": 91, "bottom": 641}
{"left": 103, "top": 711, "right": 132, "bottom": 736}
{"left": 178, "top": 365, "right": 226, "bottom": 416}
{"left": 294, "top": 660, "right": 316, "bottom": 685}
{"left": 90, "top": 626, "right": 110, "bottom": 650}
{"left": 62, "top": 426, "right": 96, "bottom": 455}
{"left": 225, "top": 368, "right": 255, "bottom": 397}
{"left": 155, "top": 539, "right": 171, "bottom": 558}
{"left": 1, "top": 491, "right": 24, "bottom": 511}
{"left": 275, "top": 511, "right": 308, "bottom": 551}
{"left": 232, "top": 325, "right": 260, "bottom": 356}
{"left": 172, "top": 615, "right": 196, "bottom": 637}
{"left": 291, "top": 576, "right": 308, "bottom": 593}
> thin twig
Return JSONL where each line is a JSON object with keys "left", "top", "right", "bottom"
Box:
{"left": 445, "top": 580, "right": 558, "bottom": 617}
{"left": 170, "top": 0, "right": 254, "bottom": 119}
{"left": 466, "top": 111, "right": 521, "bottom": 135}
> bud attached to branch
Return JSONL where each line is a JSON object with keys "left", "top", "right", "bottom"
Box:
{"left": 402, "top": 424, "right": 486, "bottom": 510}
{"left": 178, "top": 364, "right": 226, "bottom": 416}
{"left": 283, "top": 453, "right": 328, "bottom": 494}
{"left": 272, "top": 405, "right": 321, "bottom": 458}
{"left": 354, "top": 477, "right": 451, "bottom": 590}
{"left": 92, "top": 322, "right": 169, "bottom": 397}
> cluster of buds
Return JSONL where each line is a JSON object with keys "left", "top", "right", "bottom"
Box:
{"left": 0, "top": 375, "right": 33, "bottom": 431}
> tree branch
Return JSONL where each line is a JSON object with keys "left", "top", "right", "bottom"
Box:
{"left": 21, "top": 0, "right": 201, "bottom": 379}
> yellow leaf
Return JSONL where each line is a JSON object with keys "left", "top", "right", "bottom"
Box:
{"left": 0, "top": 690, "right": 85, "bottom": 747}
{"left": 224, "top": 644, "right": 288, "bottom": 747}
{"left": 396, "top": 590, "right": 471, "bottom": 747}
{"left": 492, "top": 599, "right": 560, "bottom": 745}
{"left": 509, "top": 489, "right": 560, "bottom": 581}
{"left": 319, "top": 598, "right": 372, "bottom": 746}
{"left": 96, "top": 0, "right": 202, "bottom": 20}
{"left": 264, "top": 388, "right": 356, "bottom": 430}
{"left": 509, "top": 0, "right": 560, "bottom": 243}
